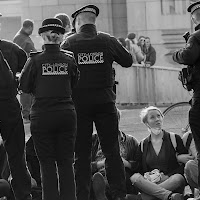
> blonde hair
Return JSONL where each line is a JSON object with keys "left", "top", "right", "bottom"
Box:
{"left": 140, "top": 106, "right": 163, "bottom": 124}
{"left": 41, "top": 30, "right": 63, "bottom": 44}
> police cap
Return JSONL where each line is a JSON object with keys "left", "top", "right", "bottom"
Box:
{"left": 71, "top": 4, "right": 99, "bottom": 19}
{"left": 187, "top": 1, "right": 200, "bottom": 13}
{"left": 38, "top": 18, "right": 65, "bottom": 35}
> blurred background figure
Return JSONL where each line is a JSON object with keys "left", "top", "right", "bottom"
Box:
{"left": 54, "top": 13, "right": 72, "bottom": 38}
{"left": 137, "top": 36, "right": 146, "bottom": 55}
{"left": 143, "top": 36, "right": 156, "bottom": 67}
{"left": 118, "top": 37, "right": 126, "bottom": 48}
{"left": 13, "top": 19, "right": 36, "bottom": 124}
{"left": 125, "top": 33, "right": 144, "bottom": 65}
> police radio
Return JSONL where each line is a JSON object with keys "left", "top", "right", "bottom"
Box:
{"left": 178, "top": 31, "right": 194, "bottom": 91}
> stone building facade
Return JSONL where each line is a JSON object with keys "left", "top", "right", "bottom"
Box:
{"left": 0, "top": 0, "right": 195, "bottom": 67}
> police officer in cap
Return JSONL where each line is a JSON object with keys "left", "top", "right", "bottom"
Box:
{"left": 173, "top": 1, "right": 200, "bottom": 189}
{"left": 19, "top": 18, "right": 79, "bottom": 200}
{"left": 61, "top": 4, "right": 133, "bottom": 200}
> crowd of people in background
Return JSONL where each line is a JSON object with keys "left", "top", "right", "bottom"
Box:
{"left": 118, "top": 34, "right": 156, "bottom": 67}
{"left": 0, "top": 2, "right": 199, "bottom": 200}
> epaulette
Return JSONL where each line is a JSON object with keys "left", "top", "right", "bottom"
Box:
{"left": 60, "top": 49, "right": 74, "bottom": 58}
{"left": 97, "top": 31, "right": 111, "bottom": 37}
{"left": 29, "top": 51, "right": 42, "bottom": 57}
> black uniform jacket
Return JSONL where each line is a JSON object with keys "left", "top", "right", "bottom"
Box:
{"left": 19, "top": 44, "right": 79, "bottom": 114}
{"left": 61, "top": 24, "right": 133, "bottom": 104}
{"left": 0, "top": 39, "right": 27, "bottom": 75}
{"left": 173, "top": 24, "right": 200, "bottom": 97}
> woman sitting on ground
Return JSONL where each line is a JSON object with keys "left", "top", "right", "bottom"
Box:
{"left": 129, "top": 106, "right": 187, "bottom": 200}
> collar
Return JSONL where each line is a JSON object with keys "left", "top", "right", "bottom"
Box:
{"left": 195, "top": 24, "right": 200, "bottom": 31}
{"left": 147, "top": 130, "right": 166, "bottom": 143}
{"left": 78, "top": 24, "right": 97, "bottom": 35}
{"left": 44, "top": 44, "right": 60, "bottom": 52}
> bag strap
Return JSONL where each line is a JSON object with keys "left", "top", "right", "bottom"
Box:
{"left": 169, "top": 132, "right": 177, "bottom": 150}
{"left": 140, "top": 138, "right": 144, "bottom": 152}
{"left": 185, "top": 132, "right": 193, "bottom": 151}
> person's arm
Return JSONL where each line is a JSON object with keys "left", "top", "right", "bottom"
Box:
{"left": 19, "top": 57, "right": 36, "bottom": 94}
{"left": 109, "top": 36, "right": 133, "bottom": 68}
{"left": 124, "top": 134, "right": 139, "bottom": 171}
{"left": 69, "top": 56, "right": 80, "bottom": 88}
{"left": 131, "top": 142, "right": 143, "bottom": 174}
{"left": 24, "top": 39, "right": 37, "bottom": 54}
{"left": 149, "top": 48, "right": 156, "bottom": 66}
{"left": 173, "top": 35, "right": 200, "bottom": 65}
{"left": 134, "top": 45, "right": 144, "bottom": 63}
{"left": 13, "top": 43, "right": 27, "bottom": 73}
{"left": 167, "top": 134, "right": 188, "bottom": 176}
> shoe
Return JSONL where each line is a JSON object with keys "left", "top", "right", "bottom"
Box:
{"left": 168, "top": 193, "right": 184, "bottom": 200}
{"left": 92, "top": 172, "right": 108, "bottom": 200}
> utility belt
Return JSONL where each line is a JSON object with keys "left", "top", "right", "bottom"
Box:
{"left": 178, "top": 65, "right": 194, "bottom": 91}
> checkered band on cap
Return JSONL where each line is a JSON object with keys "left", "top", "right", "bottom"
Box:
{"left": 191, "top": 4, "right": 200, "bottom": 13}
{"left": 41, "top": 24, "right": 63, "bottom": 29}
{"left": 81, "top": 7, "right": 96, "bottom": 14}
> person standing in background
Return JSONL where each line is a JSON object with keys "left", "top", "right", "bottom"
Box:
{"left": 173, "top": 1, "right": 200, "bottom": 191}
{"left": 54, "top": 13, "right": 72, "bottom": 38}
{"left": 143, "top": 37, "right": 156, "bottom": 67}
{"left": 19, "top": 18, "right": 79, "bottom": 200}
{"left": 61, "top": 4, "right": 133, "bottom": 200}
{"left": 13, "top": 19, "right": 36, "bottom": 124}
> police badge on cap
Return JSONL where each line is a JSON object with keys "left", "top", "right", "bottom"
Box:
{"left": 38, "top": 18, "right": 65, "bottom": 35}
{"left": 71, "top": 4, "right": 99, "bottom": 19}
{"left": 187, "top": 1, "right": 200, "bottom": 13}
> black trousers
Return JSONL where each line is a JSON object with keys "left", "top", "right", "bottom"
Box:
{"left": 74, "top": 102, "right": 126, "bottom": 200}
{"left": 30, "top": 109, "right": 77, "bottom": 200}
{"left": 189, "top": 97, "right": 200, "bottom": 187}
{"left": 0, "top": 97, "right": 31, "bottom": 200}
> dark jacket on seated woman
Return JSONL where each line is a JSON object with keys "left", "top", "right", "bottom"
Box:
{"left": 134, "top": 130, "right": 188, "bottom": 177}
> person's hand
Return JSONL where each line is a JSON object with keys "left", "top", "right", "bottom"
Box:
{"left": 121, "top": 157, "right": 131, "bottom": 169}
{"left": 96, "top": 159, "right": 105, "bottom": 169}
{"left": 140, "top": 61, "right": 145, "bottom": 66}
{"left": 159, "top": 172, "right": 169, "bottom": 182}
{"left": 177, "top": 154, "right": 194, "bottom": 164}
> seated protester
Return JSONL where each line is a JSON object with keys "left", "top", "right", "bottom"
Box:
{"left": 91, "top": 109, "right": 139, "bottom": 200}
{"left": 26, "top": 136, "right": 42, "bottom": 200}
{"left": 177, "top": 131, "right": 199, "bottom": 198}
{"left": 0, "top": 137, "right": 41, "bottom": 200}
{"left": 129, "top": 106, "right": 187, "bottom": 200}
{"left": 0, "top": 140, "right": 17, "bottom": 199}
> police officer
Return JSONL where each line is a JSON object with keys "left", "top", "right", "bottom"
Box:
{"left": 19, "top": 18, "right": 79, "bottom": 200}
{"left": 61, "top": 5, "right": 133, "bottom": 200}
{"left": 173, "top": 1, "right": 200, "bottom": 189}
{"left": 0, "top": 14, "right": 32, "bottom": 200}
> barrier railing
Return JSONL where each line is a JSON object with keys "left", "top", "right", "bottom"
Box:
{"left": 113, "top": 63, "right": 191, "bottom": 106}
